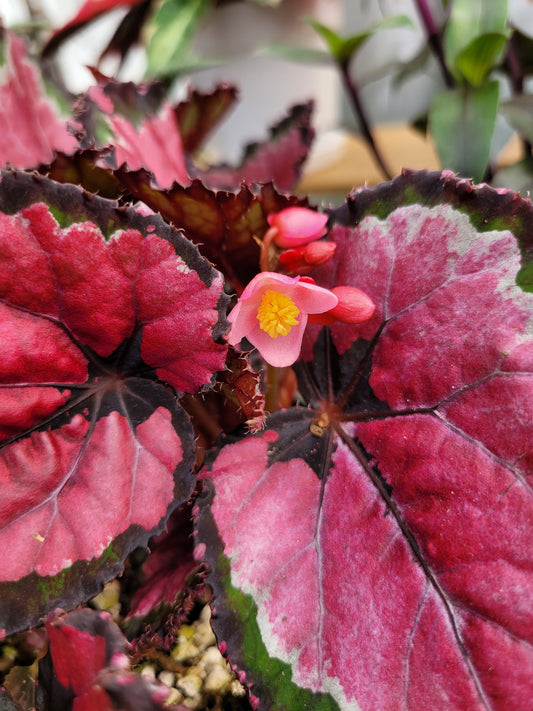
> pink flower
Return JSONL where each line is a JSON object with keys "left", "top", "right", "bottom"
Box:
{"left": 267, "top": 207, "right": 328, "bottom": 248}
{"left": 227, "top": 272, "right": 338, "bottom": 367}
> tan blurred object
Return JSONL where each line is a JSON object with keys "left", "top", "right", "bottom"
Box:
{"left": 299, "top": 125, "right": 524, "bottom": 193}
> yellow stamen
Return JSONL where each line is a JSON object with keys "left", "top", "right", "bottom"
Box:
{"left": 257, "top": 289, "right": 300, "bottom": 338}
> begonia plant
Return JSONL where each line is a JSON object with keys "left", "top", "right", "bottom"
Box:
{"left": 0, "top": 8, "right": 532, "bottom": 711}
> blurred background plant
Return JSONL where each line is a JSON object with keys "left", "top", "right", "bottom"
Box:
{"left": 2, "top": 0, "right": 533, "bottom": 192}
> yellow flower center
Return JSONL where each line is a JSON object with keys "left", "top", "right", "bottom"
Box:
{"left": 257, "top": 289, "right": 300, "bottom": 338}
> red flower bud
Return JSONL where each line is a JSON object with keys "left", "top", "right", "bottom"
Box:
{"left": 328, "top": 286, "right": 375, "bottom": 324}
{"left": 279, "top": 241, "right": 337, "bottom": 274}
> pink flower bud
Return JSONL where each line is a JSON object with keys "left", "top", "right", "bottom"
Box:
{"left": 304, "top": 240, "right": 336, "bottom": 264}
{"left": 267, "top": 207, "right": 328, "bottom": 248}
{"left": 328, "top": 286, "right": 375, "bottom": 324}
{"left": 279, "top": 241, "right": 337, "bottom": 274}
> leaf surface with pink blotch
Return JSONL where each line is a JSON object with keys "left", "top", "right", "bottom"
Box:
{"left": 196, "top": 171, "right": 533, "bottom": 711}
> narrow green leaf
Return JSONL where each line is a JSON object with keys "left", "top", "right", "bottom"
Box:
{"left": 146, "top": 0, "right": 210, "bottom": 78}
{"left": 429, "top": 81, "right": 499, "bottom": 181}
{"left": 444, "top": 0, "right": 508, "bottom": 76}
{"left": 311, "top": 15, "right": 413, "bottom": 65}
{"left": 309, "top": 20, "right": 346, "bottom": 60}
{"left": 374, "top": 14, "right": 415, "bottom": 32}
{"left": 455, "top": 32, "right": 507, "bottom": 85}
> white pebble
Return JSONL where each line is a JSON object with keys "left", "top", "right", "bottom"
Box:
{"left": 158, "top": 670, "right": 175, "bottom": 688}
{"left": 177, "top": 671, "right": 203, "bottom": 698}
{"left": 203, "top": 665, "right": 233, "bottom": 694}
{"left": 140, "top": 664, "right": 156, "bottom": 680}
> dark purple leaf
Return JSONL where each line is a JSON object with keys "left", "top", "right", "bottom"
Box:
{"left": 196, "top": 171, "right": 533, "bottom": 710}
{"left": 126, "top": 503, "right": 199, "bottom": 620}
{"left": 44, "top": 149, "right": 126, "bottom": 200}
{"left": 97, "top": 0, "right": 153, "bottom": 68}
{"left": 115, "top": 171, "right": 308, "bottom": 290}
{"left": 174, "top": 84, "right": 239, "bottom": 156}
{"left": 0, "top": 170, "right": 228, "bottom": 635}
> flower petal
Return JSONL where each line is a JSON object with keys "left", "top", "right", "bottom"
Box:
{"left": 249, "top": 317, "right": 309, "bottom": 368}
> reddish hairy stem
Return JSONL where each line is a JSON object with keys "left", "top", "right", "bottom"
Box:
{"left": 505, "top": 35, "right": 532, "bottom": 159}
{"left": 339, "top": 59, "right": 393, "bottom": 181}
{"left": 414, "top": 0, "right": 454, "bottom": 88}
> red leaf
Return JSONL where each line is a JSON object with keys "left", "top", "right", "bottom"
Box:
{"left": 1, "top": 410, "right": 179, "bottom": 581}
{"left": 0, "top": 171, "right": 227, "bottom": 635}
{"left": 0, "top": 29, "right": 77, "bottom": 169}
{"left": 45, "top": 608, "right": 178, "bottom": 710}
{"left": 48, "top": 623, "right": 107, "bottom": 695}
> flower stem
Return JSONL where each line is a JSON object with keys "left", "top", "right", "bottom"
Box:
{"left": 338, "top": 59, "right": 393, "bottom": 181}
{"left": 259, "top": 227, "right": 278, "bottom": 272}
{"left": 264, "top": 363, "right": 280, "bottom": 414}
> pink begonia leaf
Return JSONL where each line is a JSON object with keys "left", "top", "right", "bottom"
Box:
{"left": 0, "top": 29, "right": 77, "bottom": 170}
{"left": 196, "top": 171, "right": 533, "bottom": 710}
{"left": 44, "top": 608, "right": 181, "bottom": 711}
{"left": 0, "top": 170, "right": 228, "bottom": 636}
{"left": 197, "top": 102, "right": 315, "bottom": 192}
{"left": 72, "top": 81, "right": 311, "bottom": 192}
{"left": 44, "top": 84, "right": 237, "bottom": 200}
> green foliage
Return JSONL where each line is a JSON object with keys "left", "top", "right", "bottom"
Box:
{"left": 454, "top": 32, "right": 507, "bottom": 86}
{"left": 310, "top": 14, "right": 414, "bottom": 66}
{"left": 145, "top": 0, "right": 211, "bottom": 77}
{"left": 444, "top": 0, "right": 508, "bottom": 78}
{"left": 429, "top": 82, "right": 499, "bottom": 182}
{"left": 427, "top": 0, "right": 509, "bottom": 180}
